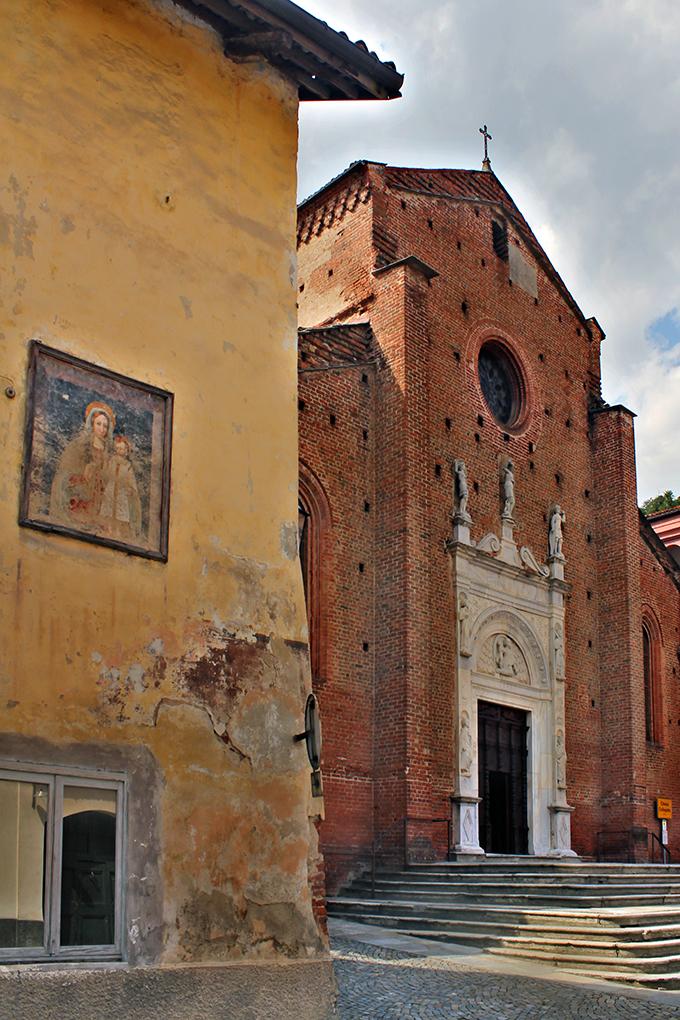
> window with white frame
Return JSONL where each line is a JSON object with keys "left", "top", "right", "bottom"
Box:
{"left": 0, "top": 765, "right": 125, "bottom": 961}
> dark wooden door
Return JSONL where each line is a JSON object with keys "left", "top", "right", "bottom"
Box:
{"left": 478, "top": 701, "right": 528, "bottom": 854}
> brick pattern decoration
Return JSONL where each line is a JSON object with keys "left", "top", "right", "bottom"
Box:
{"left": 297, "top": 161, "right": 680, "bottom": 884}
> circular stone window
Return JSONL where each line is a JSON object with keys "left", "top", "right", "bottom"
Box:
{"left": 478, "top": 341, "right": 525, "bottom": 427}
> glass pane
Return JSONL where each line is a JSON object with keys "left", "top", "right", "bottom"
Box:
{"left": 60, "top": 786, "right": 116, "bottom": 947}
{"left": 0, "top": 779, "right": 48, "bottom": 948}
{"left": 478, "top": 347, "right": 514, "bottom": 424}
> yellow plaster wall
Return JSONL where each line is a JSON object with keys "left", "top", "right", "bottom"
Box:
{"left": 0, "top": 0, "right": 321, "bottom": 964}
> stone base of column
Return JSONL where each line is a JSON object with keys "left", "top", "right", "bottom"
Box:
{"left": 548, "top": 555, "right": 565, "bottom": 581}
{"left": 451, "top": 514, "right": 472, "bottom": 545}
{"left": 451, "top": 795, "right": 484, "bottom": 855}
{"left": 548, "top": 804, "right": 578, "bottom": 857}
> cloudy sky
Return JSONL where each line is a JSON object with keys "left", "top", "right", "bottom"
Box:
{"left": 297, "top": 0, "right": 680, "bottom": 503}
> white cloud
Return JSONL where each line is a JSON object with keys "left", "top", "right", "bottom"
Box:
{"left": 624, "top": 341, "right": 680, "bottom": 500}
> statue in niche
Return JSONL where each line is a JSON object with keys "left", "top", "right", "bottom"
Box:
{"left": 554, "top": 621, "right": 565, "bottom": 678}
{"left": 459, "top": 711, "right": 473, "bottom": 775}
{"left": 549, "top": 505, "right": 566, "bottom": 558}
{"left": 501, "top": 461, "right": 515, "bottom": 519}
{"left": 555, "top": 729, "right": 567, "bottom": 788}
{"left": 453, "top": 459, "right": 470, "bottom": 520}
{"left": 494, "top": 635, "right": 517, "bottom": 677}
{"left": 458, "top": 591, "right": 471, "bottom": 656}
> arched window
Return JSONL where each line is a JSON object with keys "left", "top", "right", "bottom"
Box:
{"left": 643, "top": 623, "right": 654, "bottom": 742}
{"left": 642, "top": 609, "right": 663, "bottom": 745}
{"left": 298, "top": 465, "right": 331, "bottom": 683}
{"left": 298, "top": 498, "right": 311, "bottom": 603}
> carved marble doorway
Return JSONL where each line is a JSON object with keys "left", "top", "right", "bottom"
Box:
{"left": 478, "top": 701, "right": 528, "bottom": 854}
{"left": 448, "top": 498, "right": 576, "bottom": 857}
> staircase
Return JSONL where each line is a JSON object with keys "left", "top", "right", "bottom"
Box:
{"left": 328, "top": 858, "right": 680, "bottom": 988}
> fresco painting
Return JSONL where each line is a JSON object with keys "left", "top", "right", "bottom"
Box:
{"left": 21, "top": 343, "right": 173, "bottom": 559}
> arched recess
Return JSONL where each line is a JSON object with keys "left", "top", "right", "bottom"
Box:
{"left": 299, "top": 462, "right": 332, "bottom": 683}
{"left": 642, "top": 606, "right": 664, "bottom": 745}
{"left": 470, "top": 607, "right": 549, "bottom": 689}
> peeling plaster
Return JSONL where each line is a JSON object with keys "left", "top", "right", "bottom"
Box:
{"left": 280, "top": 521, "right": 298, "bottom": 561}
{"left": 0, "top": 176, "right": 37, "bottom": 259}
{"left": 128, "top": 663, "right": 147, "bottom": 693}
{"left": 153, "top": 697, "right": 228, "bottom": 740}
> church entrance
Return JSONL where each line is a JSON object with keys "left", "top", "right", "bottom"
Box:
{"left": 478, "top": 701, "right": 528, "bottom": 854}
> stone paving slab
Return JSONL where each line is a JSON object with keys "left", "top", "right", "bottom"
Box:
{"left": 330, "top": 918, "right": 680, "bottom": 1018}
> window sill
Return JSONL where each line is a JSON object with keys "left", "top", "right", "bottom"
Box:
{"left": 0, "top": 956, "right": 126, "bottom": 972}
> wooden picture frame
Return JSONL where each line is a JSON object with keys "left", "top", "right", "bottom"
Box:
{"left": 20, "top": 341, "right": 173, "bottom": 561}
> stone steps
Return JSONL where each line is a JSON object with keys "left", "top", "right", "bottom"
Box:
{"left": 361, "top": 863, "right": 680, "bottom": 880}
{"left": 331, "top": 903, "right": 680, "bottom": 942}
{"left": 331, "top": 896, "right": 680, "bottom": 927}
{"left": 486, "top": 945, "right": 680, "bottom": 976}
{"left": 357, "top": 870, "right": 680, "bottom": 883}
{"left": 341, "top": 886, "right": 680, "bottom": 908}
{"left": 327, "top": 858, "right": 680, "bottom": 988}
{"left": 398, "top": 869, "right": 679, "bottom": 882}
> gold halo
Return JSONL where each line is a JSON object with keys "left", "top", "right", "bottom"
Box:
{"left": 85, "top": 401, "right": 115, "bottom": 430}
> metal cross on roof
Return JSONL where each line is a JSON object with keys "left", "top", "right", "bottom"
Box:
{"left": 479, "top": 124, "right": 492, "bottom": 172}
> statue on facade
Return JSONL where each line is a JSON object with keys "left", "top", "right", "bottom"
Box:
{"left": 554, "top": 621, "right": 565, "bottom": 679}
{"left": 555, "top": 729, "right": 567, "bottom": 789}
{"left": 458, "top": 590, "right": 471, "bottom": 656}
{"left": 501, "top": 461, "right": 515, "bottom": 519}
{"left": 549, "top": 505, "right": 566, "bottom": 559}
{"left": 453, "top": 459, "right": 470, "bottom": 520}
{"left": 459, "top": 711, "right": 473, "bottom": 775}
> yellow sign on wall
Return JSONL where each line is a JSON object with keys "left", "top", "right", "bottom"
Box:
{"left": 657, "top": 798, "right": 672, "bottom": 819}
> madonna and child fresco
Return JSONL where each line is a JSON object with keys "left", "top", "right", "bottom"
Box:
{"left": 21, "top": 343, "right": 173, "bottom": 560}
{"left": 50, "top": 402, "right": 142, "bottom": 541}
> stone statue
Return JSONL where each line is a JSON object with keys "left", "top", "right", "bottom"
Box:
{"left": 494, "top": 634, "right": 517, "bottom": 677}
{"left": 554, "top": 621, "right": 565, "bottom": 679}
{"left": 453, "top": 459, "right": 469, "bottom": 519}
{"left": 501, "top": 461, "right": 515, "bottom": 519}
{"left": 459, "top": 711, "right": 473, "bottom": 775}
{"left": 549, "top": 505, "right": 566, "bottom": 558}
{"left": 555, "top": 729, "right": 567, "bottom": 789}
{"left": 458, "top": 590, "right": 471, "bottom": 656}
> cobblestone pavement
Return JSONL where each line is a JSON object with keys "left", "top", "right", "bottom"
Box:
{"left": 331, "top": 936, "right": 680, "bottom": 1019}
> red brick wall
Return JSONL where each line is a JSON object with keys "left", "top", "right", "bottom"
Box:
{"left": 591, "top": 406, "right": 647, "bottom": 856}
{"left": 639, "top": 524, "right": 680, "bottom": 859}
{"left": 298, "top": 331, "right": 376, "bottom": 891}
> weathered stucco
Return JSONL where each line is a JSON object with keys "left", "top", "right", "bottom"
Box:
{"left": 0, "top": 0, "right": 328, "bottom": 1006}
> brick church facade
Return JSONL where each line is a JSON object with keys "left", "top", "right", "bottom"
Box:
{"left": 296, "top": 161, "right": 680, "bottom": 888}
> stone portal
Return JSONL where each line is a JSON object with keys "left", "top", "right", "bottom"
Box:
{"left": 448, "top": 492, "right": 575, "bottom": 858}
